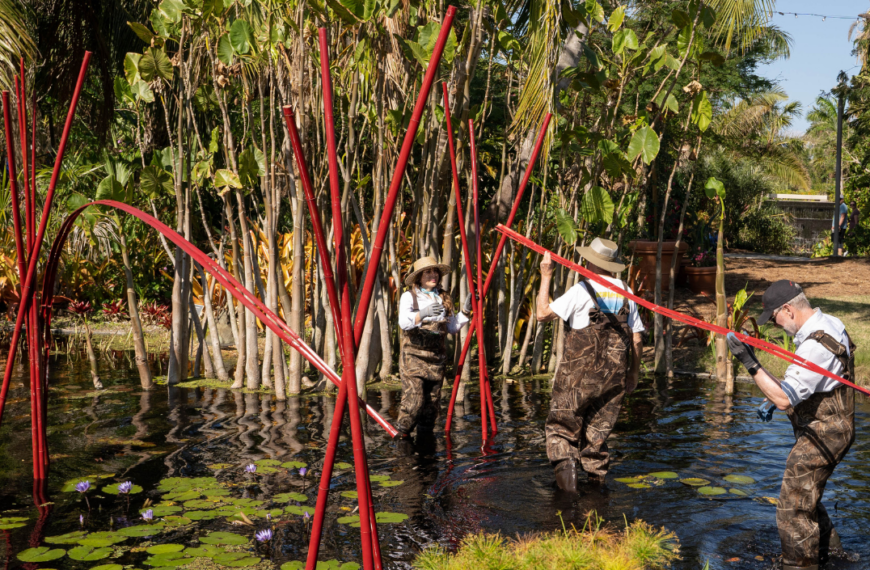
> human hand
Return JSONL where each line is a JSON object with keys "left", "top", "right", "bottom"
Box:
{"left": 726, "top": 332, "right": 760, "bottom": 374}
{"left": 757, "top": 399, "right": 775, "bottom": 422}
{"left": 540, "top": 252, "right": 554, "bottom": 277}
{"left": 418, "top": 303, "right": 446, "bottom": 320}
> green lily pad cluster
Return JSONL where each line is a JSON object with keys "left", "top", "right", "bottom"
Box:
{"left": 60, "top": 473, "right": 114, "bottom": 493}
{"left": 0, "top": 516, "right": 28, "bottom": 530}
{"left": 281, "top": 561, "right": 360, "bottom": 570}
{"left": 614, "top": 471, "right": 757, "bottom": 498}
{"left": 337, "top": 511, "right": 409, "bottom": 528}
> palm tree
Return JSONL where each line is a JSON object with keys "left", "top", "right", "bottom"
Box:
{"left": 0, "top": 0, "right": 36, "bottom": 91}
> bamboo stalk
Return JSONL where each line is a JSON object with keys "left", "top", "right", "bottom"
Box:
{"left": 468, "top": 119, "right": 489, "bottom": 442}
{"left": 444, "top": 113, "right": 552, "bottom": 431}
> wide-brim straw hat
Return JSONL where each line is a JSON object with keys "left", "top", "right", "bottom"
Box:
{"left": 578, "top": 237, "right": 626, "bottom": 274}
{"left": 404, "top": 256, "right": 450, "bottom": 287}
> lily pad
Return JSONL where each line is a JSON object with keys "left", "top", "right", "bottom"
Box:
{"left": 258, "top": 466, "right": 281, "bottom": 474}
{"left": 368, "top": 475, "right": 390, "bottom": 482}
{"left": 143, "top": 505, "right": 182, "bottom": 516}
{"left": 254, "top": 508, "right": 284, "bottom": 519}
{"left": 334, "top": 462, "right": 353, "bottom": 470}
{"left": 118, "top": 525, "right": 164, "bottom": 537}
{"left": 698, "top": 486, "right": 727, "bottom": 496}
{"left": 163, "top": 516, "right": 192, "bottom": 528}
{"left": 184, "top": 544, "right": 224, "bottom": 557}
{"left": 61, "top": 474, "right": 114, "bottom": 492}
{"left": 648, "top": 471, "right": 679, "bottom": 479}
{"left": 337, "top": 515, "right": 360, "bottom": 525}
{"left": 204, "top": 489, "right": 231, "bottom": 497}
{"left": 0, "top": 516, "right": 28, "bottom": 530}
{"left": 185, "top": 510, "right": 219, "bottom": 521}
{"left": 341, "top": 491, "right": 359, "bottom": 499}
{"left": 147, "top": 544, "right": 185, "bottom": 554}
{"left": 17, "top": 547, "right": 66, "bottom": 562}
{"left": 184, "top": 499, "right": 219, "bottom": 509}
{"left": 285, "top": 506, "right": 310, "bottom": 516}
{"left": 143, "top": 551, "right": 191, "bottom": 567}
{"left": 628, "top": 483, "right": 651, "bottom": 489}
{"left": 379, "top": 480, "right": 404, "bottom": 488}
{"left": 280, "top": 461, "right": 308, "bottom": 469}
{"left": 163, "top": 490, "right": 200, "bottom": 501}
{"left": 281, "top": 562, "right": 358, "bottom": 570}
{"left": 68, "top": 545, "right": 113, "bottom": 561}
{"left": 45, "top": 530, "right": 88, "bottom": 544}
{"left": 281, "top": 563, "right": 304, "bottom": 570}
{"left": 729, "top": 488, "right": 750, "bottom": 497}
{"left": 680, "top": 478, "right": 711, "bottom": 487}
{"left": 274, "top": 492, "right": 308, "bottom": 503}
{"left": 199, "top": 531, "right": 248, "bottom": 545}
{"left": 91, "top": 565, "right": 124, "bottom": 570}
{"left": 102, "top": 482, "right": 143, "bottom": 495}
{"left": 254, "top": 459, "right": 282, "bottom": 466}
{"left": 207, "top": 463, "right": 233, "bottom": 470}
{"left": 724, "top": 474, "right": 756, "bottom": 485}
{"left": 214, "top": 552, "right": 261, "bottom": 567}
{"left": 615, "top": 477, "right": 643, "bottom": 484}
{"left": 376, "top": 512, "right": 409, "bottom": 523}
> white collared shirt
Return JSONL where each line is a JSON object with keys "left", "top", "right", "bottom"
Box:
{"left": 398, "top": 289, "right": 469, "bottom": 334}
{"left": 548, "top": 277, "right": 645, "bottom": 333}
{"left": 781, "top": 308, "right": 848, "bottom": 406}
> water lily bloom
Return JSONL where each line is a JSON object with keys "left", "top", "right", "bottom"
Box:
{"left": 304, "top": 511, "right": 310, "bottom": 520}
{"left": 75, "top": 481, "right": 90, "bottom": 493}
{"left": 255, "top": 528, "right": 273, "bottom": 542}
{"left": 245, "top": 464, "right": 257, "bottom": 473}
{"left": 118, "top": 481, "right": 133, "bottom": 494}
{"left": 79, "top": 514, "right": 84, "bottom": 526}
{"left": 141, "top": 509, "right": 154, "bottom": 522}
{"left": 298, "top": 467, "right": 307, "bottom": 476}
{"left": 266, "top": 513, "right": 271, "bottom": 522}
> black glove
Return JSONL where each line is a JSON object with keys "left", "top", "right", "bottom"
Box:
{"left": 418, "top": 303, "right": 446, "bottom": 320}
{"left": 726, "top": 332, "right": 760, "bottom": 375}
{"left": 757, "top": 400, "right": 775, "bottom": 422}
{"left": 463, "top": 293, "right": 476, "bottom": 313}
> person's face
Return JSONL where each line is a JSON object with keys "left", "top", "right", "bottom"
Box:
{"left": 773, "top": 304, "right": 799, "bottom": 336}
{"left": 420, "top": 268, "right": 440, "bottom": 289}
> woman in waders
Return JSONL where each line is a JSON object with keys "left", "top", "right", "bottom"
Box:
{"left": 536, "top": 238, "right": 644, "bottom": 493}
{"left": 397, "top": 256, "right": 472, "bottom": 438}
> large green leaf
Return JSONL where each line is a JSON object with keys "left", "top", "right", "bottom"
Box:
{"left": 140, "top": 165, "right": 174, "bottom": 199}
{"left": 704, "top": 176, "right": 725, "bottom": 201}
{"left": 238, "top": 147, "right": 265, "bottom": 186}
{"left": 627, "top": 127, "right": 660, "bottom": 164}
{"left": 214, "top": 169, "right": 242, "bottom": 189}
{"left": 230, "top": 19, "right": 254, "bottom": 55}
{"left": 671, "top": 8, "right": 690, "bottom": 28}
{"left": 607, "top": 5, "right": 625, "bottom": 31}
{"left": 17, "top": 547, "right": 66, "bottom": 562}
{"left": 96, "top": 175, "right": 125, "bottom": 203}
{"left": 325, "top": 0, "right": 359, "bottom": 24}
{"left": 497, "top": 30, "right": 521, "bottom": 54}
{"left": 581, "top": 186, "right": 614, "bottom": 224}
{"left": 139, "top": 47, "right": 173, "bottom": 81}
{"left": 68, "top": 545, "right": 112, "bottom": 561}
{"left": 114, "top": 77, "right": 134, "bottom": 104}
{"left": 701, "top": 6, "right": 717, "bottom": 28}
{"left": 417, "top": 22, "right": 458, "bottom": 64}
{"left": 124, "top": 53, "right": 141, "bottom": 84}
{"left": 397, "top": 38, "right": 429, "bottom": 67}
{"left": 555, "top": 209, "right": 577, "bottom": 245}
{"left": 612, "top": 29, "right": 637, "bottom": 54}
{"left": 691, "top": 91, "right": 712, "bottom": 132}
{"left": 337, "top": 0, "right": 377, "bottom": 20}
{"left": 677, "top": 26, "right": 695, "bottom": 57}
{"left": 218, "top": 34, "right": 235, "bottom": 65}
{"left": 584, "top": 0, "right": 604, "bottom": 23}
{"left": 159, "top": 0, "right": 186, "bottom": 23}
{"left": 699, "top": 50, "right": 725, "bottom": 67}
{"left": 131, "top": 80, "right": 155, "bottom": 103}
{"left": 128, "top": 21, "right": 154, "bottom": 44}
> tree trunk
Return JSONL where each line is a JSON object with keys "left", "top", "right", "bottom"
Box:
{"left": 198, "top": 262, "right": 230, "bottom": 381}
{"left": 119, "top": 228, "right": 152, "bottom": 389}
{"left": 287, "top": 192, "right": 304, "bottom": 393}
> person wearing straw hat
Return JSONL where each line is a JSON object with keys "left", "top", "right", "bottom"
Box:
{"left": 397, "top": 256, "right": 472, "bottom": 438}
{"left": 727, "top": 280, "right": 855, "bottom": 570}
{"left": 536, "top": 237, "right": 644, "bottom": 493}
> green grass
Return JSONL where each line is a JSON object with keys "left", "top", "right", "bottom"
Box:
{"left": 413, "top": 512, "right": 679, "bottom": 570}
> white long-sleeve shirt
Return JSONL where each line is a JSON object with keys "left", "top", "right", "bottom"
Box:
{"left": 781, "top": 308, "right": 849, "bottom": 407}
{"left": 398, "top": 289, "right": 469, "bottom": 334}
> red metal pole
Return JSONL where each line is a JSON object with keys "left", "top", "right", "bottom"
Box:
{"left": 2, "top": 93, "right": 26, "bottom": 296}
{"left": 352, "top": 6, "right": 456, "bottom": 348}
{"left": 444, "top": 113, "right": 551, "bottom": 431}
{"left": 441, "top": 85, "right": 485, "bottom": 434}
{"left": 0, "top": 53, "right": 91, "bottom": 427}
{"left": 468, "top": 119, "right": 488, "bottom": 442}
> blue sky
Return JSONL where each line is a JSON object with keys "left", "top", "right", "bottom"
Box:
{"left": 760, "top": 1, "right": 866, "bottom": 134}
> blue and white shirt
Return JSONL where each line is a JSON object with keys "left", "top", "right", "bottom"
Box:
{"left": 549, "top": 277, "right": 645, "bottom": 333}
{"left": 781, "top": 308, "right": 848, "bottom": 407}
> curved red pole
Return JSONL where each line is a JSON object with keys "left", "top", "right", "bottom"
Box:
{"left": 445, "top": 113, "right": 552, "bottom": 431}
{"left": 352, "top": 6, "right": 456, "bottom": 348}
{"left": 0, "top": 52, "right": 91, "bottom": 427}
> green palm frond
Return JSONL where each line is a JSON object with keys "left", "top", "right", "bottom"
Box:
{"left": 706, "top": 0, "right": 783, "bottom": 55}
{"left": 511, "top": 0, "right": 560, "bottom": 134}
{"left": 0, "top": 0, "right": 37, "bottom": 92}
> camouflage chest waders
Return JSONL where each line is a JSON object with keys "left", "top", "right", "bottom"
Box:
{"left": 396, "top": 289, "right": 452, "bottom": 437}
{"left": 545, "top": 280, "right": 632, "bottom": 479}
{"left": 777, "top": 330, "right": 856, "bottom": 569}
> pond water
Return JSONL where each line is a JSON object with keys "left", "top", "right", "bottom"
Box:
{"left": 0, "top": 351, "right": 868, "bottom": 570}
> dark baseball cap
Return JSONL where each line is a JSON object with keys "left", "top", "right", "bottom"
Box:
{"left": 758, "top": 280, "right": 804, "bottom": 325}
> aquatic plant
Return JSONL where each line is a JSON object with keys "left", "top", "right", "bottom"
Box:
{"left": 141, "top": 509, "right": 154, "bottom": 522}
{"left": 117, "top": 481, "right": 133, "bottom": 494}
{"left": 76, "top": 480, "right": 92, "bottom": 510}
{"left": 79, "top": 514, "right": 84, "bottom": 527}
{"left": 245, "top": 464, "right": 257, "bottom": 474}
{"left": 256, "top": 528, "right": 273, "bottom": 542}
{"left": 298, "top": 467, "right": 308, "bottom": 476}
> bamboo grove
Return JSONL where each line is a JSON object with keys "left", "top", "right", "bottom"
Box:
{"left": 0, "top": 0, "right": 812, "bottom": 396}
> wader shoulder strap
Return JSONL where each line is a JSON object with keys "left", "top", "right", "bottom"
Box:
{"left": 580, "top": 279, "right": 629, "bottom": 332}
{"left": 808, "top": 329, "right": 856, "bottom": 380}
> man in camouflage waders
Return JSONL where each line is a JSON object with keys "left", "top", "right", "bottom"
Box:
{"left": 536, "top": 238, "right": 644, "bottom": 492}
{"left": 728, "top": 280, "right": 855, "bottom": 570}
{"left": 397, "top": 256, "right": 472, "bottom": 439}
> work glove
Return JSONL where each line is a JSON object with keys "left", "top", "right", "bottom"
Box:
{"left": 757, "top": 400, "right": 776, "bottom": 422}
{"left": 463, "top": 293, "right": 477, "bottom": 313}
{"left": 418, "top": 303, "right": 446, "bottom": 320}
{"left": 726, "top": 332, "right": 761, "bottom": 375}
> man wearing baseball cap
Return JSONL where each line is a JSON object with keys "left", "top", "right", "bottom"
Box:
{"left": 727, "top": 280, "right": 855, "bottom": 570}
{"left": 536, "top": 237, "right": 644, "bottom": 493}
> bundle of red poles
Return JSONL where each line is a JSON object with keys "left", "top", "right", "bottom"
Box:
{"left": 0, "top": 54, "right": 92, "bottom": 493}
{"left": 495, "top": 224, "right": 870, "bottom": 398}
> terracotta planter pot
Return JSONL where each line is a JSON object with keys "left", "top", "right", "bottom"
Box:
{"left": 684, "top": 266, "right": 717, "bottom": 295}
{"left": 628, "top": 240, "right": 689, "bottom": 293}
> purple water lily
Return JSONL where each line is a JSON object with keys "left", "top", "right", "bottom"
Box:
{"left": 255, "top": 528, "right": 273, "bottom": 542}
{"left": 79, "top": 514, "right": 84, "bottom": 527}
{"left": 75, "top": 480, "right": 90, "bottom": 493}
{"left": 266, "top": 513, "right": 271, "bottom": 522}
{"left": 245, "top": 464, "right": 257, "bottom": 474}
{"left": 117, "top": 481, "right": 133, "bottom": 494}
{"left": 298, "top": 467, "right": 308, "bottom": 477}
{"left": 141, "top": 509, "right": 154, "bottom": 522}
{"left": 304, "top": 511, "right": 310, "bottom": 520}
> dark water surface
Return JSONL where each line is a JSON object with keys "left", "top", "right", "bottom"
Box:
{"left": 0, "top": 353, "right": 868, "bottom": 569}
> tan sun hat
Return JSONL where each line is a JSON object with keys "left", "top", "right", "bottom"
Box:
{"left": 578, "top": 237, "right": 626, "bottom": 274}
{"left": 404, "top": 256, "right": 450, "bottom": 287}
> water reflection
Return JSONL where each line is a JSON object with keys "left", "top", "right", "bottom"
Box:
{"left": 0, "top": 352, "right": 868, "bottom": 570}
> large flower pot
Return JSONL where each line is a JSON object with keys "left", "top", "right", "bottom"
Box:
{"left": 684, "top": 266, "right": 717, "bottom": 295}
{"left": 628, "top": 240, "right": 689, "bottom": 293}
